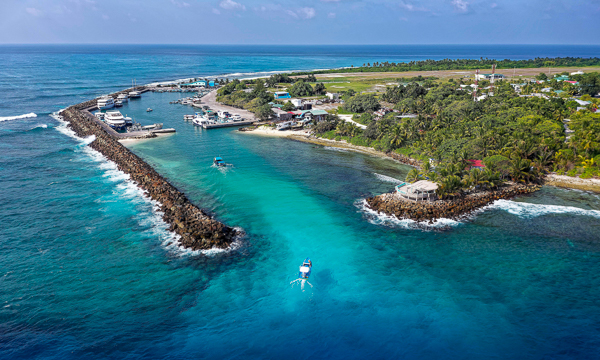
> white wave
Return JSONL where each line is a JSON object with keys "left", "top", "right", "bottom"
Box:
{"left": 0, "top": 112, "right": 37, "bottom": 122}
{"left": 357, "top": 199, "right": 460, "bottom": 229}
{"left": 323, "top": 146, "right": 349, "bottom": 153}
{"left": 487, "top": 199, "right": 600, "bottom": 219}
{"left": 374, "top": 173, "right": 404, "bottom": 184}
{"left": 168, "top": 227, "right": 245, "bottom": 257}
{"left": 31, "top": 124, "right": 48, "bottom": 129}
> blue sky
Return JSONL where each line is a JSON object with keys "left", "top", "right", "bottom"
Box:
{"left": 1, "top": 0, "right": 600, "bottom": 44}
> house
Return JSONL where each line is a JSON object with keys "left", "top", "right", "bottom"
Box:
{"left": 554, "top": 75, "right": 570, "bottom": 81}
{"left": 395, "top": 180, "right": 438, "bottom": 202}
{"left": 326, "top": 92, "right": 340, "bottom": 100}
{"left": 274, "top": 91, "right": 291, "bottom": 99}
{"left": 374, "top": 108, "right": 392, "bottom": 117}
{"left": 541, "top": 87, "right": 553, "bottom": 93}
{"left": 475, "top": 74, "right": 505, "bottom": 81}
{"left": 308, "top": 109, "right": 328, "bottom": 121}
{"left": 466, "top": 160, "right": 485, "bottom": 170}
{"left": 565, "top": 80, "right": 579, "bottom": 85}
{"left": 291, "top": 99, "right": 303, "bottom": 107}
{"left": 273, "top": 108, "right": 293, "bottom": 121}
{"left": 574, "top": 99, "right": 591, "bottom": 106}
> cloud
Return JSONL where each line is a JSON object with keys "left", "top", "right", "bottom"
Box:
{"left": 399, "top": 1, "right": 428, "bottom": 11}
{"left": 451, "top": 0, "right": 468, "bottom": 12}
{"left": 25, "top": 7, "right": 42, "bottom": 17}
{"left": 297, "top": 7, "right": 316, "bottom": 19}
{"left": 212, "top": 8, "right": 221, "bottom": 14}
{"left": 220, "top": 0, "right": 246, "bottom": 11}
{"left": 328, "top": 12, "right": 336, "bottom": 18}
{"left": 171, "top": 0, "right": 191, "bottom": 7}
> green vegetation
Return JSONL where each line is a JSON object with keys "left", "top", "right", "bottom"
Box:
{"left": 217, "top": 79, "right": 274, "bottom": 120}
{"left": 312, "top": 72, "right": 600, "bottom": 192}
{"left": 291, "top": 57, "right": 600, "bottom": 74}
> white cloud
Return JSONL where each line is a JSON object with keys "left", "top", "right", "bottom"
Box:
{"left": 451, "top": 0, "right": 468, "bottom": 12}
{"left": 220, "top": 0, "right": 246, "bottom": 11}
{"left": 25, "top": 7, "right": 42, "bottom": 17}
{"left": 212, "top": 8, "right": 221, "bottom": 14}
{"left": 328, "top": 12, "right": 336, "bottom": 18}
{"left": 297, "top": 7, "right": 316, "bottom": 19}
{"left": 399, "top": 1, "right": 427, "bottom": 11}
{"left": 171, "top": 0, "right": 191, "bottom": 7}
{"left": 285, "top": 9, "right": 299, "bottom": 18}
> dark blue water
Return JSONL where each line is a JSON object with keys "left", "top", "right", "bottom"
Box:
{"left": 2, "top": 45, "right": 600, "bottom": 359}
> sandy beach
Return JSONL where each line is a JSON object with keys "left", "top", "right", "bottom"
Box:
{"left": 240, "top": 125, "right": 312, "bottom": 137}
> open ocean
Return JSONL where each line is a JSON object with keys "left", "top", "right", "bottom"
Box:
{"left": 2, "top": 45, "right": 600, "bottom": 359}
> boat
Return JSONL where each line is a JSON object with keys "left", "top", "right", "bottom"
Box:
{"left": 117, "top": 93, "right": 129, "bottom": 103}
{"left": 146, "top": 108, "right": 153, "bottom": 112}
{"left": 183, "top": 114, "right": 195, "bottom": 121}
{"left": 298, "top": 258, "right": 312, "bottom": 279}
{"left": 213, "top": 157, "right": 226, "bottom": 167}
{"left": 115, "top": 100, "right": 123, "bottom": 108}
{"left": 94, "top": 112, "right": 104, "bottom": 120}
{"left": 104, "top": 110, "right": 126, "bottom": 129}
{"left": 123, "top": 116, "right": 133, "bottom": 126}
{"left": 129, "top": 79, "right": 142, "bottom": 99}
{"left": 97, "top": 96, "right": 115, "bottom": 110}
{"left": 276, "top": 121, "right": 293, "bottom": 131}
{"left": 217, "top": 110, "right": 231, "bottom": 119}
{"left": 231, "top": 114, "right": 243, "bottom": 122}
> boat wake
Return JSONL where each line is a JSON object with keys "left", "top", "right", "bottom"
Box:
{"left": 373, "top": 173, "right": 403, "bottom": 184}
{"left": 0, "top": 112, "right": 38, "bottom": 122}
{"left": 356, "top": 199, "right": 460, "bottom": 230}
{"left": 486, "top": 199, "right": 600, "bottom": 219}
{"left": 51, "top": 110, "right": 239, "bottom": 257}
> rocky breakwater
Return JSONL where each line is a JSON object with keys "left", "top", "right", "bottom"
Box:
{"left": 366, "top": 184, "right": 541, "bottom": 223}
{"left": 61, "top": 106, "right": 239, "bottom": 251}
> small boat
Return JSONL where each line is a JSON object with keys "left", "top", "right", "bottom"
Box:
{"left": 123, "top": 116, "right": 133, "bottom": 126}
{"left": 213, "top": 157, "right": 226, "bottom": 167}
{"left": 115, "top": 100, "right": 123, "bottom": 108}
{"left": 129, "top": 79, "right": 142, "bottom": 99}
{"left": 298, "top": 258, "right": 312, "bottom": 279}
{"left": 277, "top": 121, "right": 293, "bottom": 131}
{"left": 291, "top": 258, "right": 313, "bottom": 289}
{"left": 146, "top": 108, "right": 153, "bottom": 112}
{"left": 117, "top": 93, "right": 129, "bottom": 103}
{"left": 231, "top": 114, "right": 243, "bottom": 122}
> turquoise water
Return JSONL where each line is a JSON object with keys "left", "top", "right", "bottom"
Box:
{"left": 2, "top": 46, "right": 600, "bottom": 359}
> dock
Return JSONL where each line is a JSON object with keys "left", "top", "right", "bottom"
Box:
{"left": 203, "top": 120, "right": 256, "bottom": 129}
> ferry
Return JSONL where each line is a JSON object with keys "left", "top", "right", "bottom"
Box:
{"left": 104, "top": 111, "right": 126, "bottom": 129}
{"left": 117, "top": 93, "right": 129, "bottom": 103}
{"left": 97, "top": 96, "right": 115, "bottom": 110}
{"left": 123, "top": 116, "right": 133, "bottom": 126}
{"left": 213, "top": 157, "right": 226, "bottom": 167}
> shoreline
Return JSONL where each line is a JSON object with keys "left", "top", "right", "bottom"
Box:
{"left": 545, "top": 174, "right": 600, "bottom": 193}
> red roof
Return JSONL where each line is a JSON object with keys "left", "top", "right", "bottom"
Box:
{"left": 467, "top": 160, "right": 485, "bottom": 168}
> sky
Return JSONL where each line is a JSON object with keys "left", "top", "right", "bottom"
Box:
{"left": 1, "top": 0, "right": 600, "bottom": 44}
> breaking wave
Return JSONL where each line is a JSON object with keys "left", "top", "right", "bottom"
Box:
{"left": 0, "top": 112, "right": 37, "bottom": 122}
{"left": 487, "top": 199, "right": 600, "bottom": 219}
{"left": 357, "top": 199, "right": 460, "bottom": 230}
{"left": 374, "top": 173, "right": 403, "bottom": 184}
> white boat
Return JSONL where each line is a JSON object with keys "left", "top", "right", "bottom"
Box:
{"left": 104, "top": 111, "right": 126, "bottom": 129}
{"left": 94, "top": 112, "right": 104, "bottom": 120}
{"left": 115, "top": 100, "right": 123, "bottom": 107}
{"left": 217, "top": 110, "right": 231, "bottom": 119}
{"left": 97, "top": 96, "right": 115, "bottom": 110}
{"left": 117, "top": 93, "right": 129, "bottom": 103}
{"left": 231, "top": 114, "right": 243, "bottom": 122}
{"left": 129, "top": 79, "right": 142, "bottom": 99}
{"left": 147, "top": 108, "right": 153, "bottom": 112}
{"left": 123, "top": 116, "right": 133, "bottom": 126}
{"left": 277, "top": 121, "right": 293, "bottom": 131}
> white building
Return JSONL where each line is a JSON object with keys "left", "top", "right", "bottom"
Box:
{"left": 475, "top": 74, "right": 505, "bottom": 81}
{"left": 326, "top": 92, "right": 340, "bottom": 100}
{"left": 571, "top": 71, "right": 584, "bottom": 76}
{"left": 291, "top": 99, "right": 303, "bottom": 107}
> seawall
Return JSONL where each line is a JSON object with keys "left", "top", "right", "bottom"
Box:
{"left": 60, "top": 106, "right": 239, "bottom": 251}
{"left": 366, "top": 184, "right": 541, "bottom": 222}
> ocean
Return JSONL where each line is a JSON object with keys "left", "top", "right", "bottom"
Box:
{"left": 1, "top": 45, "right": 600, "bottom": 359}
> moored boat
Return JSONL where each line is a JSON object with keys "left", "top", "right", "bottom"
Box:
{"left": 97, "top": 96, "right": 115, "bottom": 110}
{"left": 104, "top": 110, "right": 126, "bottom": 129}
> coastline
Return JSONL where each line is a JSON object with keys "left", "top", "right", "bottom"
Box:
{"left": 545, "top": 174, "right": 600, "bottom": 193}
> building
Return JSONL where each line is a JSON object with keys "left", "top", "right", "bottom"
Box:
{"left": 565, "top": 80, "right": 579, "bottom": 85}
{"left": 395, "top": 180, "right": 438, "bottom": 202}
{"left": 272, "top": 108, "right": 293, "bottom": 121}
{"left": 466, "top": 160, "right": 485, "bottom": 170}
{"left": 571, "top": 71, "right": 584, "bottom": 75}
{"left": 308, "top": 109, "right": 328, "bottom": 121}
{"left": 574, "top": 99, "right": 591, "bottom": 106}
{"left": 291, "top": 99, "right": 303, "bottom": 107}
{"left": 326, "top": 92, "right": 340, "bottom": 100}
{"left": 274, "top": 91, "right": 291, "bottom": 99}
{"left": 209, "top": 81, "right": 215, "bottom": 87}
{"left": 475, "top": 74, "right": 505, "bottom": 81}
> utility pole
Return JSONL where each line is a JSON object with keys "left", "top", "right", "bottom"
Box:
{"left": 490, "top": 64, "right": 496, "bottom": 96}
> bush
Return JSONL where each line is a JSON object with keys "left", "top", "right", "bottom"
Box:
{"left": 566, "top": 169, "right": 578, "bottom": 177}
{"left": 289, "top": 80, "right": 314, "bottom": 97}
{"left": 343, "top": 94, "right": 381, "bottom": 113}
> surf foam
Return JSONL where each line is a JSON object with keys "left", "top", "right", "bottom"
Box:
{"left": 357, "top": 199, "right": 460, "bottom": 230}
{"left": 487, "top": 199, "right": 600, "bottom": 219}
{"left": 0, "top": 112, "right": 37, "bottom": 122}
{"left": 374, "top": 173, "right": 403, "bottom": 184}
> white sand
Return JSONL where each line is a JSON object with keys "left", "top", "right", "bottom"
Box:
{"left": 241, "top": 126, "right": 311, "bottom": 137}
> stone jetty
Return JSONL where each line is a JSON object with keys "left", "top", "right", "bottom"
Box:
{"left": 366, "top": 184, "right": 541, "bottom": 223}
{"left": 61, "top": 105, "right": 238, "bottom": 251}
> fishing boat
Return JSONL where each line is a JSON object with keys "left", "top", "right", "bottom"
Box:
{"left": 146, "top": 108, "right": 153, "bottom": 112}
{"left": 213, "top": 157, "right": 226, "bottom": 167}
{"left": 277, "top": 121, "right": 293, "bottom": 131}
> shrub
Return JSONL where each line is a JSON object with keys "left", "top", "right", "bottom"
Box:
{"left": 566, "top": 169, "right": 578, "bottom": 177}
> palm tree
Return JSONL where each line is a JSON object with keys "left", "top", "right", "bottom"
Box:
{"left": 406, "top": 169, "right": 421, "bottom": 182}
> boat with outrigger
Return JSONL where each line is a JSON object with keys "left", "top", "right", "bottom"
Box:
{"left": 290, "top": 258, "right": 313, "bottom": 289}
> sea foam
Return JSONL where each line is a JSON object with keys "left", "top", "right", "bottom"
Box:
{"left": 487, "top": 199, "right": 600, "bottom": 219}
{"left": 374, "top": 173, "right": 403, "bottom": 184}
{"left": 0, "top": 112, "right": 37, "bottom": 122}
{"left": 357, "top": 199, "right": 460, "bottom": 230}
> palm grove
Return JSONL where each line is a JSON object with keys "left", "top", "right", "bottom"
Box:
{"left": 313, "top": 74, "right": 600, "bottom": 199}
